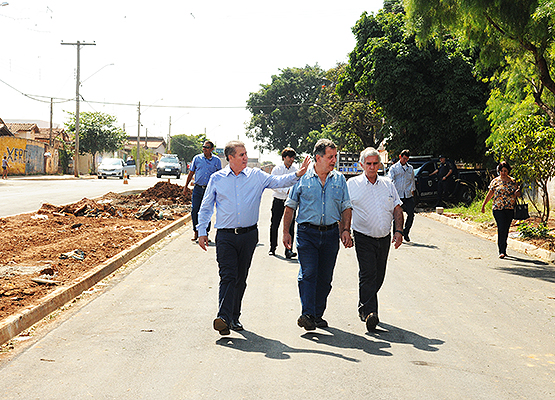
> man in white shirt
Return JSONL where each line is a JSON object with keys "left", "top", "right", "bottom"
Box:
{"left": 388, "top": 149, "right": 416, "bottom": 242}
{"left": 347, "top": 147, "right": 403, "bottom": 332}
{"left": 269, "top": 148, "right": 298, "bottom": 259}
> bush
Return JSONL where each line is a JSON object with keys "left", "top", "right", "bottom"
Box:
{"left": 516, "top": 222, "right": 551, "bottom": 239}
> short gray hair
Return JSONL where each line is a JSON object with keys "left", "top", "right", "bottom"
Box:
{"left": 313, "top": 139, "right": 336, "bottom": 158}
{"left": 224, "top": 140, "right": 245, "bottom": 161}
{"left": 359, "top": 147, "right": 381, "bottom": 164}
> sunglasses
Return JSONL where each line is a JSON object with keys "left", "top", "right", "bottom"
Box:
{"left": 202, "top": 146, "right": 212, "bottom": 149}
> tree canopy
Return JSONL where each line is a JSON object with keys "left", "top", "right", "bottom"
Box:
{"left": 170, "top": 133, "right": 206, "bottom": 163}
{"left": 64, "top": 111, "right": 127, "bottom": 172}
{"left": 338, "top": 8, "right": 491, "bottom": 161}
{"left": 404, "top": 0, "right": 555, "bottom": 127}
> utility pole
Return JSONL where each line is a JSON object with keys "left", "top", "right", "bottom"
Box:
{"left": 61, "top": 40, "right": 95, "bottom": 177}
{"left": 136, "top": 102, "right": 141, "bottom": 175}
{"left": 168, "top": 116, "right": 171, "bottom": 154}
{"left": 49, "top": 98, "right": 53, "bottom": 147}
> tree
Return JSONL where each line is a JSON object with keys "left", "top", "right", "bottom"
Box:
{"left": 488, "top": 114, "right": 555, "bottom": 221}
{"left": 338, "top": 8, "right": 491, "bottom": 161}
{"left": 64, "top": 111, "right": 127, "bottom": 173}
{"left": 170, "top": 134, "right": 206, "bottom": 163}
{"left": 404, "top": 0, "right": 555, "bottom": 128}
{"left": 246, "top": 65, "right": 329, "bottom": 154}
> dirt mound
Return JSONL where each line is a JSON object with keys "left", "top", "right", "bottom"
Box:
{"left": 140, "top": 181, "right": 190, "bottom": 203}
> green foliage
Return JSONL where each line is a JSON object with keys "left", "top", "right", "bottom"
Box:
{"left": 404, "top": 0, "right": 555, "bottom": 128}
{"left": 64, "top": 111, "right": 127, "bottom": 173}
{"left": 338, "top": 9, "right": 490, "bottom": 162}
{"left": 58, "top": 141, "right": 73, "bottom": 175}
{"left": 446, "top": 190, "right": 494, "bottom": 224}
{"left": 517, "top": 222, "right": 551, "bottom": 239}
{"left": 170, "top": 134, "right": 206, "bottom": 162}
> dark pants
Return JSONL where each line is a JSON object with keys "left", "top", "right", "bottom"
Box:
{"left": 192, "top": 184, "right": 210, "bottom": 233}
{"left": 354, "top": 231, "right": 391, "bottom": 319}
{"left": 296, "top": 224, "right": 340, "bottom": 318}
{"left": 393, "top": 197, "right": 415, "bottom": 237}
{"left": 269, "top": 198, "right": 295, "bottom": 253}
{"left": 493, "top": 209, "right": 513, "bottom": 255}
{"left": 437, "top": 177, "right": 454, "bottom": 205}
{"left": 215, "top": 228, "right": 258, "bottom": 324}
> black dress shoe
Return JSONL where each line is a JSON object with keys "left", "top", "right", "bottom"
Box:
{"left": 230, "top": 320, "right": 244, "bottom": 331}
{"left": 365, "top": 312, "right": 379, "bottom": 331}
{"left": 213, "top": 317, "right": 230, "bottom": 335}
{"left": 268, "top": 249, "right": 276, "bottom": 256}
{"left": 314, "top": 317, "right": 328, "bottom": 328}
{"left": 285, "top": 249, "right": 297, "bottom": 259}
{"left": 297, "top": 314, "right": 316, "bottom": 331}
{"left": 403, "top": 234, "right": 410, "bottom": 242}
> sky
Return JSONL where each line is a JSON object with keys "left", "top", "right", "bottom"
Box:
{"left": 0, "top": 0, "right": 384, "bottom": 163}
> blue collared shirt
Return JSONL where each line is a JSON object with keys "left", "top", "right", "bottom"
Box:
{"left": 285, "top": 166, "right": 351, "bottom": 226}
{"left": 190, "top": 153, "right": 222, "bottom": 186}
{"left": 388, "top": 161, "right": 415, "bottom": 199}
{"left": 197, "top": 166, "right": 299, "bottom": 236}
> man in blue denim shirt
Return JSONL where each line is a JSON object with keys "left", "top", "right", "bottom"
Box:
{"left": 283, "top": 139, "right": 353, "bottom": 331}
{"left": 197, "top": 140, "right": 311, "bottom": 335}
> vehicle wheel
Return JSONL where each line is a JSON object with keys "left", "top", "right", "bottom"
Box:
{"left": 98, "top": 176, "right": 102, "bottom": 179}
{"left": 103, "top": 176, "right": 107, "bottom": 179}
{"left": 457, "top": 184, "right": 475, "bottom": 206}
{"left": 157, "top": 174, "right": 161, "bottom": 178}
{"left": 176, "top": 174, "right": 180, "bottom": 179}
{"left": 119, "top": 174, "right": 124, "bottom": 179}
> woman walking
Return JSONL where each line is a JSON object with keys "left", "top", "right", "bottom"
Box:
{"left": 481, "top": 161, "right": 521, "bottom": 259}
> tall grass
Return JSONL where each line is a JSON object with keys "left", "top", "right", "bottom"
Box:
{"left": 444, "top": 190, "right": 495, "bottom": 224}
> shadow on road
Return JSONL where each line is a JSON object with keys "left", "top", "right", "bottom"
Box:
{"left": 402, "top": 241, "right": 439, "bottom": 250}
{"left": 302, "top": 327, "right": 392, "bottom": 357}
{"left": 368, "top": 323, "right": 444, "bottom": 352}
{"left": 216, "top": 329, "right": 379, "bottom": 362}
{"left": 496, "top": 260, "right": 555, "bottom": 283}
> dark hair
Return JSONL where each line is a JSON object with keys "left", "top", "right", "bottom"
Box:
{"left": 204, "top": 140, "right": 214, "bottom": 149}
{"left": 313, "top": 139, "right": 336, "bottom": 158}
{"left": 281, "top": 147, "right": 296, "bottom": 159}
{"left": 400, "top": 149, "right": 410, "bottom": 158}
{"left": 224, "top": 140, "right": 245, "bottom": 161}
{"left": 497, "top": 161, "right": 512, "bottom": 174}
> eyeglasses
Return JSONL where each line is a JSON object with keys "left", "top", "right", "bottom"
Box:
{"left": 202, "top": 146, "right": 211, "bottom": 149}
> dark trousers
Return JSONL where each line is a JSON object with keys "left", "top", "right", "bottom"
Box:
{"left": 393, "top": 197, "right": 415, "bottom": 237}
{"left": 269, "top": 198, "right": 295, "bottom": 252}
{"left": 192, "top": 185, "right": 210, "bottom": 233}
{"left": 215, "top": 228, "right": 258, "bottom": 324}
{"left": 493, "top": 209, "right": 513, "bottom": 255}
{"left": 437, "top": 177, "right": 454, "bottom": 205}
{"left": 354, "top": 231, "right": 391, "bottom": 319}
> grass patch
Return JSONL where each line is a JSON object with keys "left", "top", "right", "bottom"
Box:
{"left": 444, "top": 190, "right": 494, "bottom": 224}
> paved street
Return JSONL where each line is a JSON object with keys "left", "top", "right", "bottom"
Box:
{"left": 1, "top": 191, "right": 554, "bottom": 399}
{"left": 0, "top": 175, "right": 175, "bottom": 217}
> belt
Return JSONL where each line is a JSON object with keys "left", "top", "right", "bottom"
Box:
{"left": 218, "top": 224, "right": 257, "bottom": 235}
{"left": 195, "top": 184, "right": 207, "bottom": 189}
{"left": 300, "top": 222, "right": 338, "bottom": 232}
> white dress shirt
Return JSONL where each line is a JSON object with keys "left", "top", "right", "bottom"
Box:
{"left": 347, "top": 174, "right": 402, "bottom": 238}
{"left": 271, "top": 163, "right": 297, "bottom": 200}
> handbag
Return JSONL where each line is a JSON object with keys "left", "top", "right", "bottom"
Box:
{"left": 514, "top": 198, "right": 529, "bottom": 220}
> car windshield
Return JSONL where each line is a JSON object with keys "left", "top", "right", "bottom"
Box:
{"left": 101, "top": 159, "right": 121, "bottom": 166}
{"left": 160, "top": 157, "right": 178, "bottom": 163}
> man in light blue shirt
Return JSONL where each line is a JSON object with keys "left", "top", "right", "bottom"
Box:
{"left": 283, "top": 139, "right": 353, "bottom": 331}
{"left": 184, "top": 141, "right": 222, "bottom": 241}
{"left": 388, "top": 149, "right": 416, "bottom": 242}
{"left": 197, "top": 140, "right": 310, "bottom": 335}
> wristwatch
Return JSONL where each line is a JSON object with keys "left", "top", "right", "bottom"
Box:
{"left": 394, "top": 230, "right": 403, "bottom": 235}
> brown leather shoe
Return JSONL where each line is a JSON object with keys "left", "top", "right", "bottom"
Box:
{"left": 213, "top": 317, "right": 230, "bottom": 335}
{"left": 191, "top": 231, "right": 198, "bottom": 241}
{"left": 365, "top": 313, "right": 379, "bottom": 331}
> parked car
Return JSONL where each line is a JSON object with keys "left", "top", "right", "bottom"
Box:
{"left": 411, "top": 157, "right": 488, "bottom": 206}
{"left": 156, "top": 155, "right": 182, "bottom": 179}
{"left": 97, "top": 158, "right": 134, "bottom": 179}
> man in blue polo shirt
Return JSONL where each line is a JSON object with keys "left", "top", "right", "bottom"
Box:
{"left": 184, "top": 140, "right": 222, "bottom": 241}
{"left": 283, "top": 139, "right": 353, "bottom": 331}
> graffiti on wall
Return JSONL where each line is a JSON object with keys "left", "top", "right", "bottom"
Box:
{"left": 0, "top": 137, "right": 44, "bottom": 175}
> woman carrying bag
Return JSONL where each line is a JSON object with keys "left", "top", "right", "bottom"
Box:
{"left": 481, "top": 161, "right": 521, "bottom": 259}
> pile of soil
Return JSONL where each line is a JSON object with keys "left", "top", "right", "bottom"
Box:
{"left": 0, "top": 181, "right": 191, "bottom": 322}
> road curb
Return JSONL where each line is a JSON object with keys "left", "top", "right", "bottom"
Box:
{"left": 0, "top": 213, "right": 191, "bottom": 346}
{"left": 424, "top": 212, "right": 555, "bottom": 263}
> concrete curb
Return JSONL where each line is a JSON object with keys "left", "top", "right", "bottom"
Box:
{"left": 424, "top": 212, "right": 555, "bottom": 263}
{"left": 0, "top": 213, "right": 191, "bottom": 346}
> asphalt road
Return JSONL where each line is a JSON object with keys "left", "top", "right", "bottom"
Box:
{"left": 1, "top": 191, "right": 554, "bottom": 399}
{"left": 0, "top": 175, "right": 177, "bottom": 217}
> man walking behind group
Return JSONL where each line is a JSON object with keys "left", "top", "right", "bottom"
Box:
{"left": 347, "top": 147, "right": 404, "bottom": 332}
{"left": 283, "top": 139, "right": 352, "bottom": 331}
{"left": 197, "top": 141, "right": 310, "bottom": 335}
{"left": 388, "top": 149, "right": 416, "bottom": 242}
{"left": 269, "top": 147, "right": 298, "bottom": 259}
{"left": 430, "top": 155, "right": 455, "bottom": 207}
{"left": 184, "top": 141, "right": 222, "bottom": 241}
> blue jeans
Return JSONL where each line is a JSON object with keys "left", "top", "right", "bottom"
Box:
{"left": 192, "top": 184, "right": 210, "bottom": 233}
{"left": 296, "top": 224, "right": 340, "bottom": 318}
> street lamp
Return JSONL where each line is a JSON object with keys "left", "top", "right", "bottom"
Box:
{"left": 81, "top": 63, "right": 114, "bottom": 85}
